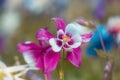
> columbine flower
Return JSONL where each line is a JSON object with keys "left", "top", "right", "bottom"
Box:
{"left": 86, "top": 25, "right": 114, "bottom": 57}
{"left": 107, "top": 16, "right": 120, "bottom": 44}
{"left": 18, "top": 18, "right": 93, "bottom": 80}
{"left": 107, "top": 16, "right": 120, "bottom": 34}
{"left": 18, "top": 28, "right": 60, "bottom": 80}
{"left": 49, "top": 18, "right": 93, "bottom": 67}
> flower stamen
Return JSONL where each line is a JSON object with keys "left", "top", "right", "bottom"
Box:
{"left": 62, "top": 35, "right": 71, "bottom": 43}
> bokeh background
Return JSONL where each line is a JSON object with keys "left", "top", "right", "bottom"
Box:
{"left": 0, "top": 0, "right": 120, "bottom": 80}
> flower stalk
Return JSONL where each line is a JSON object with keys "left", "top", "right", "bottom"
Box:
{"left": 94, "top": 26, "right": 113, "bottom": 80}
{"left": 58, "top": 50, "right": 65, "bottom": 80}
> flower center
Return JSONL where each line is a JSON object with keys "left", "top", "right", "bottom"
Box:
{"left": 62, "top": 34, "right": 71, "bottom": 43}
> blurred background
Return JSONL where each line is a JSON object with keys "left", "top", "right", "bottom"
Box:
{"left": 0, "top": 0, "right": 120, "bottom": 80}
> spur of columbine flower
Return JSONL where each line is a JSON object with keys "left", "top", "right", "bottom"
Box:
{"left": 18, "top": 28, "right": 60, "bottom": 80}
{"left": 49, "top": 18, "right": 93, "bottom": 67}
{"left": 86, "top": 25, "right": 114, "bottom": 57}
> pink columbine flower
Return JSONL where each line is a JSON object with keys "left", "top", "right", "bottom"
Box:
{"left": 49, "top": 18, "right": 93, "bottom": 67}
{"left": 107, "top": 16, "right": 120, "bottom": 44}
{"left": 18, "top": 29, "right": 60, "bottom": 80}
{"left": 107, "top": 16, "right": 120, "bottom": 34}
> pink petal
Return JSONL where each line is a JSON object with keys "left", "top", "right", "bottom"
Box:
{"left": 17, "top": 41, "right": 40, "bottom": 53}
{"left": 36, "top": 54, "right": 44, "bottom": 70}
{"left": 63, "top": 45, "right": 72, "bottom": 51}
{"left": 37, "top": 48, "right": 60, "bottom": 73}
{"left": 67, "top": 47, "right": 82, "bottom": 67}
{"left": 18, "top": 42, "right": 41, "bottom": 65}
{"left": 44, "top": 48, "right": 60, "bottom": 73}
{"left": 81, "top": 32, "right": 93, "bottom": 43}
{"left": 36, "top": 28, "right": 54, "bottom": 45}
{"left": 52, "top": 18, "right": 66, "bottom": 31}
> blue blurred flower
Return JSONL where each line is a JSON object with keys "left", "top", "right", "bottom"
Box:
{"left": 86, "top": 25, "right": 114, "bottom": 57}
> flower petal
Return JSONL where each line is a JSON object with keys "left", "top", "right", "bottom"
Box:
{"left": 49, "top": 38, "right": 62, "bottom": 52}
{"left": 44, "top": 48, "right": 60, "bottom": 73}
{"left": 65, "top": 22, "right": 92, "bottom": 35}
{"left": 36, "top": 53, "right": 44, "bottom": 70}
{"left": 67, "top": 47, "right": 82, "bottom": 67}
{"left": 17, "top": 41, "right": 41, "bottom": 67}
{"left": 63, "top": 44, "right": 72, "bottom": 51}
{"left": 69, "top": 34, "right": 82, "bottom": 48}
{"left": 107, "top": 16, "right": 120, "bottom": 34}
{"left": 86, "top": 25, "right": 114, "bottom": 56}
{"left": 52, "top": 18, "right": 66, "bottom": 31}
{"left": 37, "top": 48, "right": 60, "bottom": 75}
{"left": 17, "top": 41, "right": 40, "bottom": 52}
{"left": 22, "top": 51, "right": 36, "bottom": 67}
{"left": 57, "top": 30, "right": 65, "bottom": 39}
{"left": 36, "top": 28, "right": 54, "bottom": 45}
{"left": 81, "top": 32, "right": 93, "bottom": 43}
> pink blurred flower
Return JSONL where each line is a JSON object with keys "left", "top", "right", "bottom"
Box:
{"left": 18, "top": 28, "right": 60, "bottom": 80}
{"left": 107, "top": 16, "right": 120, "bottom": 34}
{"left": 49, "top": 18, "right": 93, "bottom": 67}
{"left": 107, "top": 16, "right": 120, "bottom": 44}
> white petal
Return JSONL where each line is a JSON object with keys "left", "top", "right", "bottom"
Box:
{"left": 57, "top": 30, "right": 65, "bottom": 35}
{"left": 70, "top": 34, "right": 82, "bottom": 48}
{"left": 107, "top": 16, "right": 120, "bottom": 29}
{"left": 57, "top": 29, "right": 65, "bottom": 38}
{"left": 65, "top": 22, "right": 92, "bottom": 35}
{"left": 49, "top": 38, "right": 62, "bottom": 52}
{"left": 23, "top": 52, "right": 35, "bottom": 67}
{"left": 25, "top": 41, "right": 32, "bottom": 44}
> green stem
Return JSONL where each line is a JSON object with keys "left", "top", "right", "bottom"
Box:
{"left": 58, "top": 50, "right": 65, "bottom": 80}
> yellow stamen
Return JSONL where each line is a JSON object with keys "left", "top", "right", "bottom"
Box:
{"left": 62, "top": 35, "right": 71, "bottom": 43}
